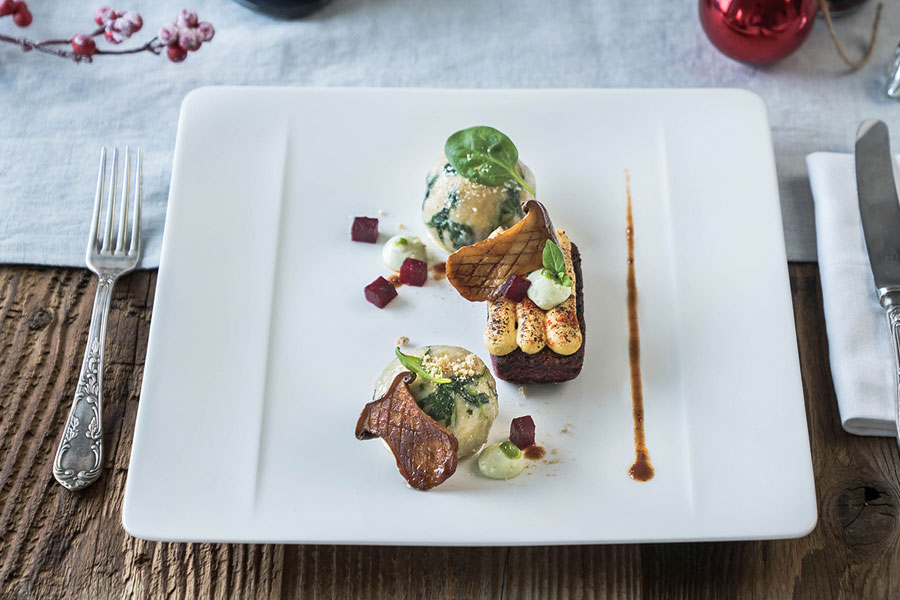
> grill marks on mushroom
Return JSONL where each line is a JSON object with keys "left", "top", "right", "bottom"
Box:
{"left": 446, "top": 200, "right": 558, "bottom": 302}
{"left": 356, "top": 372, "right": 459, "bottom": 491}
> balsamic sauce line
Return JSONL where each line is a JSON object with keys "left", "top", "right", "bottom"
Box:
{"left": 626, "top": 172, "right": 654, "bottom": 482}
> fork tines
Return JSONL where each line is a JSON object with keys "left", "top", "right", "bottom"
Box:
{"left": 88, "top": 147, "right": 142, "bottom": 259}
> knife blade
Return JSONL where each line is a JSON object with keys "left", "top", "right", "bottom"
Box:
{"left": 856, "top": 121, "right": 900, "bottom": 294}
{"left": 856, "top": 120, "right": 900, "bottom": 442}
{"left": 856, "top": 120, "right": 900, "bottom": 294}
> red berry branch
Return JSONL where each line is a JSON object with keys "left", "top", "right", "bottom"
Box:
{"left": 0, "top": 5, "right": 214, "bottom": 63}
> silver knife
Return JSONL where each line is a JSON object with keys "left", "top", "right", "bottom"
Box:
{"left": 856, "top": 120, "right": 900, "bottom": 441}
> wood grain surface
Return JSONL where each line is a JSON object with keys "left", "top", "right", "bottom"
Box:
{"left": 1, "top": 263, "right": 898, "bottom": 599}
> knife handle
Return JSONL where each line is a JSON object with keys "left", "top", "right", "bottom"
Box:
{"left": 881, "top": 290, "right": 900, "bottom": 441}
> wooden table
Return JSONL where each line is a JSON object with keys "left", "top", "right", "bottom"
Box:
{"left": 1, "top": 263, "right": 897, "bottom": 599}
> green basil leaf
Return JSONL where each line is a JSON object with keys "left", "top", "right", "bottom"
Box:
{"left": 444, "top": 126, "right": 536, "bottom": 195}
{"left": 542, "top": 239, "right": 569, "bottom": 285}
{"left": 395, "top": 347, "right": 451, "bottom": 384}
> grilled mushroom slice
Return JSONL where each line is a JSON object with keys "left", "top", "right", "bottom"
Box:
{"left": 356, "top": 372, "right": 459, "bottom": 491}
{"left": 446, "top": 200, "right": 558, "bottom": 302}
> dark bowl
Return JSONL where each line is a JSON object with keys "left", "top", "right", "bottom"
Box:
{"left": 231, "top": 0, "right": 332, "bottom": 19}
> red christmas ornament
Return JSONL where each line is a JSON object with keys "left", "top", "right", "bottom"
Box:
{"left": 700, "top": 0, "right": 819, "bottom": 64}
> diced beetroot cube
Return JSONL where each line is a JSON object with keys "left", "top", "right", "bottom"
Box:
{"left": 497, "top": 274, "right": 531, "bottom": 303}
{"left": 351, "top": 217, "right": 379, "bottom": 243}
{"left": 399, "top": 258, "right": 427, "bottom": 286}
{"left": 365, "top": 276, "right": 397, "bottom": 308}
{"left": 510, "top": 415, "right": 536, "bottom": 449}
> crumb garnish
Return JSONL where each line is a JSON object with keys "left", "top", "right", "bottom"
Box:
{"left": 421, "top": 351, "right": 482, "bottom": 378}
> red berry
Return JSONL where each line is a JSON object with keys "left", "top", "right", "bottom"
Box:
{"left": 0, "top": 0, "right": 18, "bottom": 17}
{"left": 364, "top": 277, "right": 397, "bottom": 309}
{"left": 178, "top": 28, "right": 200, "bottom": 52}
{"left": 196, "top": 22, "right": 214, "bottom": 42}
{"left": 497, "top": 273, "right": 531, "bottom": 303}
{"left": 167, "top": 44, "right": 187, "bottom": 63}
{"left": 176, "top": 9, "right": 198, "bottom": 28}
{"left": 12, "top": 4, "right": 31, "bottom": 27}
{"left": 510, "top": 416, "right": 535, "bottom": 450}
{"left": 399, "top": 258, "right": 427, "bottom": 286}
{"left": 122, "top": 11, "right": 142, "bottom": 33}
{"left": 104, "top": 28, "right": 121, "bottom": 44}
{"left": 351, "top": 217, "right": 378, "bottom": 243}
{"left": 71, "top": 34, "right": 97, "bottom": 57}
{"left": 157, "top": 22, "right": 179, "bottom": 46}
{"left": 94, "top": 6, "right": 113, "bottom": 25}
{"left": 112, "top": 17, "right": 135, "bottom": 37}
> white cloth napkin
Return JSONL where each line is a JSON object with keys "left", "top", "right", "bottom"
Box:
{"left": 808, "top": 152, "right": 897, "bottom": 436}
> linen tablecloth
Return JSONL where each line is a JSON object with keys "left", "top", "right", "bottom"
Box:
{"left": 1, "top": 0, "right": 899, "bottom": 268}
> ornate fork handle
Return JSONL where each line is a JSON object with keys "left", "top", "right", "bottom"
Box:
{"left": 53, "top": 273, "right": 117, "bottom": 490}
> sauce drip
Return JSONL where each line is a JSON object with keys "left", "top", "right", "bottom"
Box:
{"left": 387, "top": 273, "right": 403, "bottom": 288}
{"left": 625, "top": 173, "right": 654, "bottom": 482}
{"left": 523, "top": 445, "right": 545, "bottom": 460}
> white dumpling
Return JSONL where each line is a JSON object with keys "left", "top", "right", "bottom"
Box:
{"left": 422, "top": 154, "right": 536, "bottom": 252}
{"left": 374, "top": 345, "right": 499, "bottom": 458}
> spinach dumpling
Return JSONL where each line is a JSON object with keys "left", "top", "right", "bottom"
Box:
{"left": 422, "top": 154, "right": 536, "bottom": 252}
{"left": 374, "top": 345, "right": 499, "bottom": 458}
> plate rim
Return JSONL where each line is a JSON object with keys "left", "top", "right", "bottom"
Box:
{"left": 122, "top": 86, "right": 817, "bottom": 545}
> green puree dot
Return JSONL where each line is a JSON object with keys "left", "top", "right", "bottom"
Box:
{"left": 499, "top": 441, "right": 521, "bottom": 459}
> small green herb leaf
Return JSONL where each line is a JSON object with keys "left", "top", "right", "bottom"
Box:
{"left": 541, "top": 240, "right": 571, "bottom": 287}
{"left": 542, "top": 239, "right": 565, "bottom": 274}
{"left": 444, "top": 126, "right": 536, "bottom": 195}
{"left": 394, "top": 237, "right": 408, "bottom": 246}
{"left": 395, "top": 347, "right": 451, "bottom": 384}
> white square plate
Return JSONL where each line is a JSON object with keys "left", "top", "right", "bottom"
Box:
{"left": 123, "top": 87, "right": 816, "bottom": 544}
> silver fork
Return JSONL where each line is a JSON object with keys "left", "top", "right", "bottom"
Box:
{"left": 53, "top": 147, "right": 142, "bottom": 491}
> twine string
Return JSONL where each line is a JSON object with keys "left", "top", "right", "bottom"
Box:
{"left": 818, "top": 0, "right": 883, "bottom": 70}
